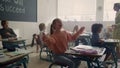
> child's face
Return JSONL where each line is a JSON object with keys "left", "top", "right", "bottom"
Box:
{"left": 54, "top": 20, "right": 62, "bottom": 31}
{"left": 3, "top": 21, "right": 8, "bottom": 28}
{"left": 98, "top": 28, "right": 102, "bottom": 33}
{"left": 39, "top": 25, "right": 46, "bottom": 31}
{"left": 42, "top": 25, "right": 46, "bottom": 30}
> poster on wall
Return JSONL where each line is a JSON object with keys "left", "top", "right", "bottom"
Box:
{"left": 0, "top": 0, "right": 37, "bottom": 22}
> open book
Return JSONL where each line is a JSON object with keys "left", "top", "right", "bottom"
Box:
{"left": 70, "top": 45, "right": 98, "bottom": 54}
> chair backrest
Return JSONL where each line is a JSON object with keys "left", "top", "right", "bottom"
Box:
{"left": 75, "top": 35, "right": 92, "bottom": 46}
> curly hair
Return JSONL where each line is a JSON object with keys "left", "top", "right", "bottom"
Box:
{"left": 91, "top": 23, "right": 103, "bottom": 33}
{"left": 1, "top": 20, "right": 7, "bottom": 26}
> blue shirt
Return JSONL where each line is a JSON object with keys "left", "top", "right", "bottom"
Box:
{"left": 91, "top": 33, "right": 100, "bottom": 46}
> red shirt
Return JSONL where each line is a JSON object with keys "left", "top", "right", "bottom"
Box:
{"left": 44, "top": 31, "right": 81, "bottom": 54}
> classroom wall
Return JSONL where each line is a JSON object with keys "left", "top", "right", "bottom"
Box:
{"left": 62, "top": 21, "right": 114, "bottom": 32}
{"left": 1, "top": 0, "right": 57, "bottom": 44}
{"left": 0, "top": 0, "right": 115, "bottom": 45}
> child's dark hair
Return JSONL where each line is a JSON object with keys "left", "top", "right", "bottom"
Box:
{"left": 50, "top": 24, "right": 53, "bottom": 35}
{"left": 1, "top": 20, "right": 7, "bottom": 26}
{"left": 114, "top": 3, "right": 120, "bottom": 9}
{"left": 91, "top": 23, "right": 103, "bottom": 33}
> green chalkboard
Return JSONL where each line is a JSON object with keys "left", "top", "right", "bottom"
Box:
{"left": 0, "top": 0, "right": 37, "bottom": 22}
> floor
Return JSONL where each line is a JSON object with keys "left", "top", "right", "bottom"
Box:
{"left": 20, "top": 46, "right": 120, "bottom": 68}
{"left": 19, "top": 46, "right": 88, "bottom": 68}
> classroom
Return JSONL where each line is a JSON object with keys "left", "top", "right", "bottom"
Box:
{"left": 0, "top": 0, "right": 120, "bottom": 68}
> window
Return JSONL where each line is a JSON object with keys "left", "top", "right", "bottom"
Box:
{"left": 103, "top": 0, "right": 120, "bottom": 21}
{"left": 58, "top": 0, "right": 96, "bottom": 21}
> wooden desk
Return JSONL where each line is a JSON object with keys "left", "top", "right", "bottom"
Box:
{"left": 66, "top": 45, "right": 106, "bottom": 68}
{"left": 1, "top": 38, "right": 26, "bottom": 49}
{"left": 0, "top": 50, "right": 31, "bottom": 68}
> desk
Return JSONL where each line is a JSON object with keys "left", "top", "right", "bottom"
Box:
{"left": 0, "top": 49, "right": 31, "bottom": 68}
{"left": 1, "top": 38, "right": 26, "bottom": 49}
{"left": 103, "top": 39, "right": 120, "bottom": 68}
{"left": 66, "top": 45, "right": 106, "bottom": 68}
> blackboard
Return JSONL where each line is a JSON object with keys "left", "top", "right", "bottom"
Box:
{"left": 0, "top": 0, "right": 37, "bottom": 22}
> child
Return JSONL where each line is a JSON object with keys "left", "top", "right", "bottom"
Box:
{"left": 31, "top": 23, "right": 46, "bottom": 53}
{"left": 91, "top": 23, "right": 111, "bottom": 61}
{"left": 37, "top": 23, "right": 46, "bottom": 53}
{"left": 43, "top": 18, "right": 85, "bottom": 68}
{"left": 38, "top": 23, "right": 46, "bottom": 43}
{"left": 0, "top": 20, "right": 19, "bottom": 51}
{"left": 91, "top": 23, "right": 103, "bottom": 46}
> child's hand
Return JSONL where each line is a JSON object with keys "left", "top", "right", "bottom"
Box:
{"left": 100, "top": 39, "right": 104, "bottom": 43}
{"left": 79, "top": 26, "right": 85, "bottom": 33}
{"left": 6, "top": 32, "right": 11, "bottom": 36}
{"left": 42, "top": 33, "right": 49, "bottom": 42}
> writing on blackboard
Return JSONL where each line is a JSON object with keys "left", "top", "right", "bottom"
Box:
{"left": 2, "top": 0, "right": 23, "bottom": 6}
{"left": 0, "top": 0, "right": 25, "bottom": 14}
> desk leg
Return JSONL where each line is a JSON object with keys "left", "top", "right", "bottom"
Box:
{"left": 95, "top": 58, "right": 101, "bottom": 68}
{"left": 23, "top": 41, "right": 27, "bottom": 50}
{"left": 22, "top": 58, "right": 27, "bottom": 68}
{"left": 87, "top": 61, "right": 92, "bottom": 68}
{"left": 112, "top": 46, "right": 118, "bottom": 68}
{"left": 107, "top": 45, "right": 118, "bottom": 68}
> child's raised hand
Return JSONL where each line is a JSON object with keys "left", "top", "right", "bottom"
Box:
{"left": 79, "top": 26, "right": 85, "bottom": 33}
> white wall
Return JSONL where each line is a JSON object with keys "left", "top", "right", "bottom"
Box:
{"left": 0, "top": 0, "right": 115, "bottom": 45}
{"left": 63, "top": 21, "right": 114, "bottom": 32}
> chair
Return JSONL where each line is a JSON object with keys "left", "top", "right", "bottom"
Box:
{"left": 49, "top": 61, "right": 67, "bottom": 68}
{"left": 31, "top": 34, "right": 53, "bottom": 62}
{"left": 39, "top": 45, "right": 53, "bottom": 62}
{"left": 48, "top": 53, "right": 68, "bottom": 68}
{"left": 75, "top": 34, "right": 91, "bottom": 46}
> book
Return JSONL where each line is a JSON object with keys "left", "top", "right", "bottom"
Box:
{"left": 70, "top": 45, "right": 98, "bottom": 54}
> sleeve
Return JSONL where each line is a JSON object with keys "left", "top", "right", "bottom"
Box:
{"left": 10, "top": 28, "right": 17, "bottom": 37}
{"left": 91, "top": 34, "right": 100, "bottom": 44}
{"left": 115, "top": 12, "right": 120, "bottom": 24}
{"left": 65, "top": 31, "right": 80, "bottom": 42}
{"left": 43, "top": 35, "right": 56, "bottom": 49}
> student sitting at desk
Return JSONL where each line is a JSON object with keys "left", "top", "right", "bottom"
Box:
{"left": 91, "top": 23, "right": 111, "bottom": 61}
{"left": 43, "top": 18, "right": 85, "bottom": 68}
{"left": 0, "top": 20, "right": 19, "bottom": 51}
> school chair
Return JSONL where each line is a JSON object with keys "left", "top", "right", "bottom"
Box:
{"left": 49, "top": 61, "right": 67, "bottom": 68}
{"left": 31, "top": 34, "right": 53, "bottom": 62}
{"left": 75, "top": 34, "right": 91, "bottom": 46}
{"left": 39, "top": 45, "right": 53, "bottom": 62}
